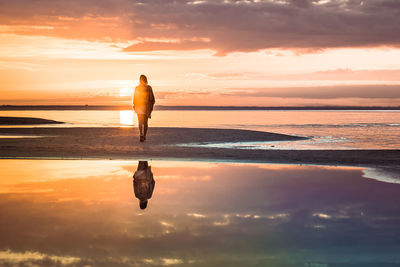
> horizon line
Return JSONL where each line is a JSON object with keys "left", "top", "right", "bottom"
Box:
{"left": 1, "top": 105, "right": 400, "bottom": 111}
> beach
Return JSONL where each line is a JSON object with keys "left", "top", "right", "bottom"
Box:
{"left": 1, "top": 115, "right": 400, "bottom": 266}
{"left": 0, "top": 116, "right": 399, "bottom": 167}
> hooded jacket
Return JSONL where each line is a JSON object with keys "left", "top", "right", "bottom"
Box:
{"left": 133, "top": 84, "right": 155, "bottom": 117}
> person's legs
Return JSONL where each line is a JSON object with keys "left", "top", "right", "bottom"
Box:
{"left": 137, "top": 114, "right": 144, "bottom": 140}
{"left": 143, "top": 115, "right": 149, "bottom": 138}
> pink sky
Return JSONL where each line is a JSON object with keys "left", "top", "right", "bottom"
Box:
{"left": 1, "top": 0, "right": 400, "bottom": 106}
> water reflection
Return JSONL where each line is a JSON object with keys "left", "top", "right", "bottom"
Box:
{"left": 119, "top": 110, "right": 134, "bottom": 126}
{"left": 0, "top": 160, "right": 399, "bottom": 266}
{"left": 133, "top": 161, "right": 155, "bottom": 209}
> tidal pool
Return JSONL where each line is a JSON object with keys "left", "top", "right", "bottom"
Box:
{"left": 0, "top": 160, "right": 399, "bottom": 266}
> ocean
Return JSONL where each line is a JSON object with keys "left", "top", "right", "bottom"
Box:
{"left": 1, "top": 109, "right": 399, "bottom": 149}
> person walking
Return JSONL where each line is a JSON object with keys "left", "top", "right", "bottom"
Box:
{"left": 133, "top": 75, "right": 155, "bottom": 142}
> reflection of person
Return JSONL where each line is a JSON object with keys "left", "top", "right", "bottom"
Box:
{"left": 133, "top": 161, "right": 155, "bottom": 210}
{"left": 133, "top": 74, "right": 155, "bottom": 142}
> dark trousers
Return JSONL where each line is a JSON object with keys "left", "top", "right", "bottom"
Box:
{"left": 137, "top": 114, "right": 149, "bottom": 137}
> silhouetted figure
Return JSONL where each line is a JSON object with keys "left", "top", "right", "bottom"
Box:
{"left": 133, "top": 161, "right": 155, "bottom": 210}
{"left": 134, "top": 75, "right": 155, "bottom": 142}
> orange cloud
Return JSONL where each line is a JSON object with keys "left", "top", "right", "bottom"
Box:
{"left": 1, "top": 0, "right": 400, "bottom": 54}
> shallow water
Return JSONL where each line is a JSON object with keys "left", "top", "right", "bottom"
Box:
{"left": 0, "top": 159, "right": 399, "bottom": 266}
{"left": 1, "top": 110, "right": 399, "bottom": 149}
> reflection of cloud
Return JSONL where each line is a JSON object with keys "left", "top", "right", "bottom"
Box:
{"left": 362, "top": 167, "right": 400, "bottom": 184}
{"left": 1, "top": 160, "right": 400, "bottom": 266}
{"left": 0, "top": 159, "right": 131, "bottom": 185}
{"left": 312, "top": 213, "right": 332, "bottom": 219}
{"left": 187, "top": 213, "right": 207, "bottom": 218}
{"left": 162, "top": 258, "right": 184, "bottom": 266}
{"left": 235, "top": 212, "right": 290, "bottom": 220}
{"left": 213, "top": 214, "right": 231, "bottom": 226}
{"left": 0, "top": 250, "right": 80, "bottom": 265}
{"left": 142, "top": 258, "right": 187, "bottom": 266}
{"left": 160, "top": 221, "right": 175, "bottom": 228}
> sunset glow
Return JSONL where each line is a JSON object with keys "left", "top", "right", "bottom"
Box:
{"left": 1, "top": 0, "right": 400, "bottom": 106}
{"left": 1, "top": 2, "right": 400, "bottom": 265}
{"left": 119, "top": 88, "right": 133, "bottom": 97}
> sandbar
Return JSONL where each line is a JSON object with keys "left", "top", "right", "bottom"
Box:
{"left": 0, "top": 116, "right": 64, "bottom": 125}
{"left": 0, "top": 126, "right": 399, "bottom": 167}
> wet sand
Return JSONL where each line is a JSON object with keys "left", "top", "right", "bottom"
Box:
{"left": 0, "top": 127, "right": 399, "bottom": 167}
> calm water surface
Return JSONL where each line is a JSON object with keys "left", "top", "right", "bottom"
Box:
{"left": 1, "top": 110, "right": 399, "bottom": 149}
{"left": 0, "top": 160, "right": 399, "bottom": 266}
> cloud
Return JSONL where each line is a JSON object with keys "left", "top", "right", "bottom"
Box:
{"left": 223, "top": 84, "right": 400, "bottom": 99}
{"left": 209, "top": 69, "right": 400, "bottom": 81}
{"left": 123, "top": 39, "right": 211, "bottom": 52}
{"left": 0, "top": 0, "right": 400, "bottom": 54}
{"left": 3, "top": 83, "right": 400, "bottom": 106}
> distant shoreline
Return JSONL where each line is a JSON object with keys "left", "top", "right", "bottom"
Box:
{"left": 1, "top": 105, "right": 400, "bottom": 111}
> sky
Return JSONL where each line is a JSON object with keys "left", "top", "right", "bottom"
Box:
{"left": 1, "top": 0, "right": 400, "bottom": 106}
